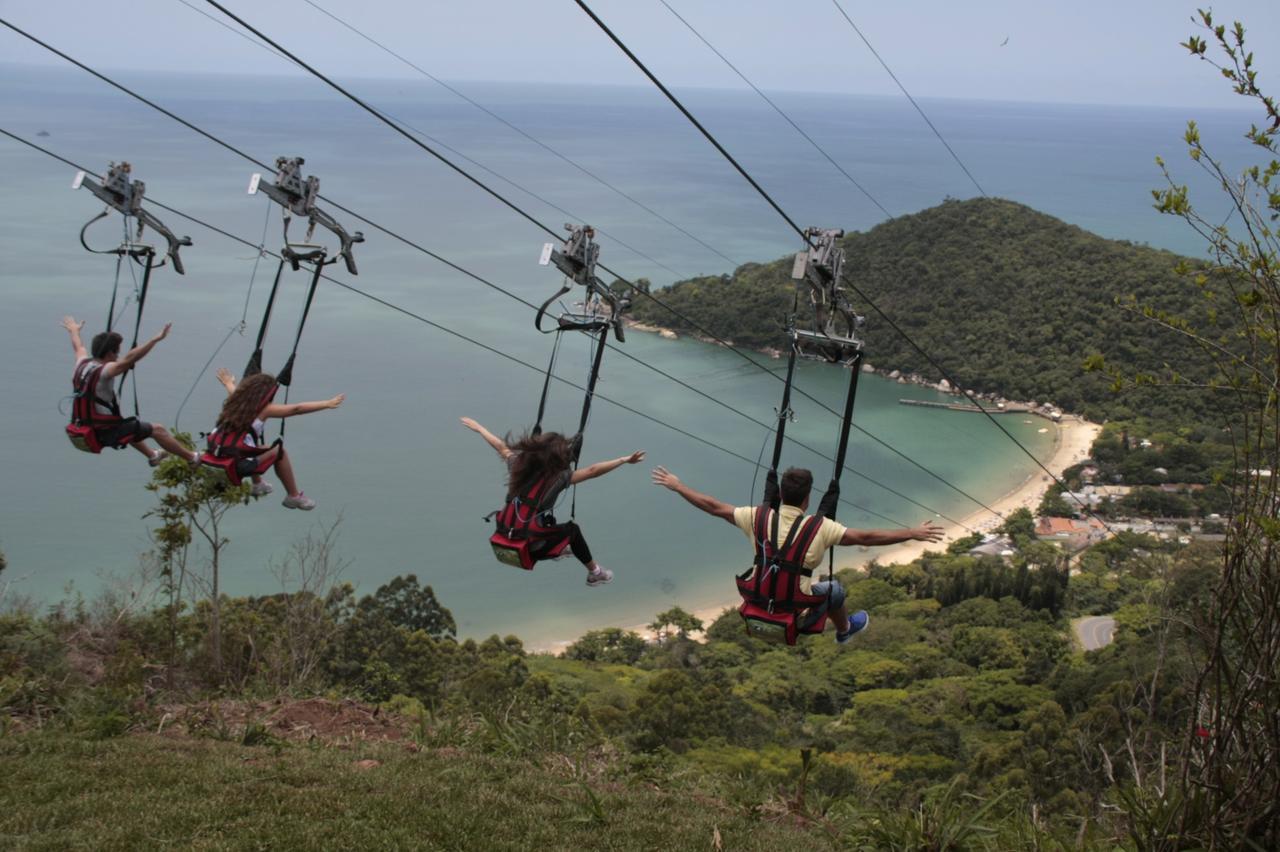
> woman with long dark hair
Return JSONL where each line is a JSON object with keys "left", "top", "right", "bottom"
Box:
{"left": 461, "top": 417, "right": 643, "bottom": 586}
{"left": 206, "top": 368, "right": 344, "bottom": 510}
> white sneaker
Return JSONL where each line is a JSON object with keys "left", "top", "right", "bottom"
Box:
{"left": 282, "top": 492, "right": 315, "bottom": 510}
{"left": 585, "top": 567, "right": 613, "bottom": 587}
{"left": 250, "top": 481, "right": 274, "bottom": 497}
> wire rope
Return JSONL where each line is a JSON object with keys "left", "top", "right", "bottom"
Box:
{"left": 656, "top": 0, "right": 891, "bottom": 219}
{"left": 827, "top": 0, "right": 988, "bottom": 198}
{"left": 571, "top": 0, "right": 1110, "bottom": 531}
{"left": 0, "top": 18, "right": 996, "bottom": 525}
{"left": 4, "top": 126, "right": 913, "bottom": 528}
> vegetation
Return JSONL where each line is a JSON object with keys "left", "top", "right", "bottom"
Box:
{"left": 2, "top": 11, "right": 1277, "bottom": 850}
{"left": 630, "top": 198, "right": 1222, "bottom": 429}
{"left": 0, "top": 522, "right": 1210, "bottom": 848}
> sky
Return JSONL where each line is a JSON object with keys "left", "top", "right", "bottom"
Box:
{"left": 1, "top": 0, "right": 1278, "bottom": 108}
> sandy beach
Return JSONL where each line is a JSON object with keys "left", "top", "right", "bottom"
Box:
{"left": 530, "top": 414, "right": 1101, "bottom": 654}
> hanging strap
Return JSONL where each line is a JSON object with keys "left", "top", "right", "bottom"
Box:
{"left": 816, "top": 346, "right": 865, "bottom": 587}
{"left": 564, "top": 324, "right": 610, "bottom": 522}
{"left": 762, "top": 326, "right": 800, "bottom": 510}
{"left": 245, "top": 258, "right": 287, "bottom": 378}
{"left": 531, "top": 330, "right": 562, "bottom": 437}
{"left": 274, "top": 255, "right": 326, "bottom": 437}
{"left": 121, "top": 248, "right": 157, "bottom": 418}
{"left": 276, "top": 255, "right": 324, "bottom": 388}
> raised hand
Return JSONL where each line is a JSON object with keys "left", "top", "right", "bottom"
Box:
{"left": 61, "top": 316, "right": 85, "bottom": 333}
{"left": 328, "top": 394, "right": 346, "bottom": 410}
{"left": 216, "top": 367, "right": 237, "bottom": 392}
{"left": 626, "top": 450, "right": 646, "bottom": 464}
{"left": 459, "top": 416, "right": 483, "bottom": 432}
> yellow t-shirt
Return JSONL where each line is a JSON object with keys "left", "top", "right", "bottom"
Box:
{"left": 733, "top": 504, "right": 847, "bottom": 594}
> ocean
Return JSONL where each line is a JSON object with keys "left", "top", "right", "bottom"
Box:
{"left": 0, "top": 62, "right": 1255, "bottom": 645}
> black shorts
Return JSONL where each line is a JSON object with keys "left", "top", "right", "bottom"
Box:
{"left": 95, "top": 418, "right": 153, "bottom": 449}
{"left": 234, "top": 451, "right": 277, "bottom": 478}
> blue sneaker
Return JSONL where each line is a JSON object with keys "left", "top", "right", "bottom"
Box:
{"left": 836, "top": 610, "right": 869, "bottom": 644}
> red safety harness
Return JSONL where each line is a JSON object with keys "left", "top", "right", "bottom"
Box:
{"left": 736, "top": 505, "right": 831, "bottom": 645}
{"left": 199, "top": 383, "right": 280, "bottom": 486}
{"left": 66, "top": 360, "right": 134, "bottom": 454}
{"left": 489, "top": 473, "right": 572, "bottom": 570}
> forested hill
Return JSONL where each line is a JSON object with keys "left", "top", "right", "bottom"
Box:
{"left": 629, "top": 198, "right": 1213, "bottom": 425}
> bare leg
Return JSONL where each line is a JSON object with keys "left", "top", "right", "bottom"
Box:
{"left": 150, "top": 424, "right": 198, "bottom": 462}
{"left": 829, "top": 603, "right": 850, "bottom": 632}
{"left": 131, "top": 441, "right": 157, "bottom": 458}
{"left": 271, "top": 446, "right": 301, "bottom": 497}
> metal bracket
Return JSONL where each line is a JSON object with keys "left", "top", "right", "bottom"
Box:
{"left": 74, "top": 162, "right": 193, "bottom": 274}
{"left": 248, "top": 157, "right": 364, "bottom": 275}
{"left": 537, "top": 223, "right": 629, "bottom": 341}
{"left": 790, "top": 226, "right": 864, "bottom": 359}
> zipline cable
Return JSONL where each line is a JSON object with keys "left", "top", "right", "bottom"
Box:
{"left": 297, "top": 0, "right": 742, "bottom": 270}
{"left": 828, "top": 0, "right": 988, "bottom": 198}
{"left": 194, "top": 3, "right": 999, "bottom": 522}
{"left": 4, "top": 127, "right": 913, "bottom": 528}
{"left": 656, "top": 0, "right": 892, "bottom": 219}
{"left": 572, "top": 0, "right": 1110, "bottom": 531}
{"left": 0, "top": 21, "right": 995, "bottom": 525}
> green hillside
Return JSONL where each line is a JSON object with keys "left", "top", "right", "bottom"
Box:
{"left": 629, "top": 197, "right": 1215, "bottom": 426}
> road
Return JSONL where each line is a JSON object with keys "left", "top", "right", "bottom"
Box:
{"left": 1074, "top": 615, "right": 1116, "bottom": 651}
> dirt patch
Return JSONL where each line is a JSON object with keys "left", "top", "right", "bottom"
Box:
{"left": 158, "top": 697, "right": 412, "bottom": 744}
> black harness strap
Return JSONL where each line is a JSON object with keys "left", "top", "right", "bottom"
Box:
{"left": 276, "top": 255, "right": 324, "bottom": 389}
{"left": 531, "top": 330, "right": 562, "bottom": 437}
{"left": 123, "top": 247, "right": 157, "bottom": 417}
{"left": 245, "top": 258, "right": 288, "bottom": 378}
{"left": 762, "top": 326, "right": 800, "bottom": 510}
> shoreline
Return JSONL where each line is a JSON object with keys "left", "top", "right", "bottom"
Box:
{"left": 528, "top": 406, "right": 1101, "bottom": 654}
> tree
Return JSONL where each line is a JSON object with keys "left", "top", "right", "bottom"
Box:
{"left": 356, "top": 574, "right": 455, "bottom": 641}
{"left": 648, "top": 606, "right": 703, "bottom": 643}
{"left": 146, "top": 438, "right": 246, "bottom": 678}
{"left": 564, "top": 627, "right": 647, "bottom": 665}
{"left": 998, "top": 507, "right": 1037, "bottom": 545}
{"left": 1144, "top": 13, "right": 1280, "bottom": 846}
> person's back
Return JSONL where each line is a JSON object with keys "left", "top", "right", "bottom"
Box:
{"left": 653, "top": 464, "right": 944, "bottom": 644}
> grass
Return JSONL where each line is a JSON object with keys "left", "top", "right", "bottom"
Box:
{"left": 0, "top": 731, "right": 827, "bottom": 850}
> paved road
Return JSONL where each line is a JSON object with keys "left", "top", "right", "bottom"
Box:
{"left": 1075, "top": 616, "right": 1116, "bottom": 651}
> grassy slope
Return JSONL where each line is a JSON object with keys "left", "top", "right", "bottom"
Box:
{"left": 0, "top": 732, "right": 824, "bottom": 851}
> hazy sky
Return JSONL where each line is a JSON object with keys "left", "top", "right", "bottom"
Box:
{"left": 2, "top": 1, "right": 1277, "bottom": 108}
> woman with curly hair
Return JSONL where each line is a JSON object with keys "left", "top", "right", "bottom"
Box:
{"left": 206, "top": 368, "right": 344, "bottom": 510}
{"left": 461, "top": 417, "right": 644, "bottom": 586}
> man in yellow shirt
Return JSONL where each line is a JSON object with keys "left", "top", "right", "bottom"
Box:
{"left": 652, "top": 465, "right": 943, "bottom": 643}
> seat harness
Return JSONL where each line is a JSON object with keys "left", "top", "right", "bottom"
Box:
{"left": 66, "top": 359, "right": 132, "bottom": 453}
{"left": 199, "top": 381, "right": 281, "bottom": 487}
{"left": 488, "top": 224, "right": 629, "bottom": 569}
{"left": 737, "top": 227, "right": 866, "bottom": 644}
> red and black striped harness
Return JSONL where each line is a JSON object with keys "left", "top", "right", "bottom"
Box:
{"left": 66, "top": 360, "right": 133, "bottom": 453}
{"left": 489, "top": 473, "right": 572, "bottom": 570}
{"left": 736, "top": 505, "right": 832, "bottom": 645}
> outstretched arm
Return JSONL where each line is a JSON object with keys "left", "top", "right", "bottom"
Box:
{"left": 651, "top": 466, "right": 736, "bottom": 523}
{"left": 571, "top": 450, "right": 645, "bottom": 484}
{"left": 62, "top": 316, "right": 88, "bottom": 362}
{"left": 262, "top": 394, "right": 345, "bottom": 419}
{"left": 839, "top": 519, "right": 944, "bottom": 547}
{"left": 103, "top": 322, "right": 171, "bottom": 379}
{"left": 459, "top": 417, "right": 513, "bottom": 460}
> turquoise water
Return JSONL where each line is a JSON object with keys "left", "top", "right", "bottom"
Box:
{"left": 0, "top": 64, "right": 1251, "bottom": 644}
